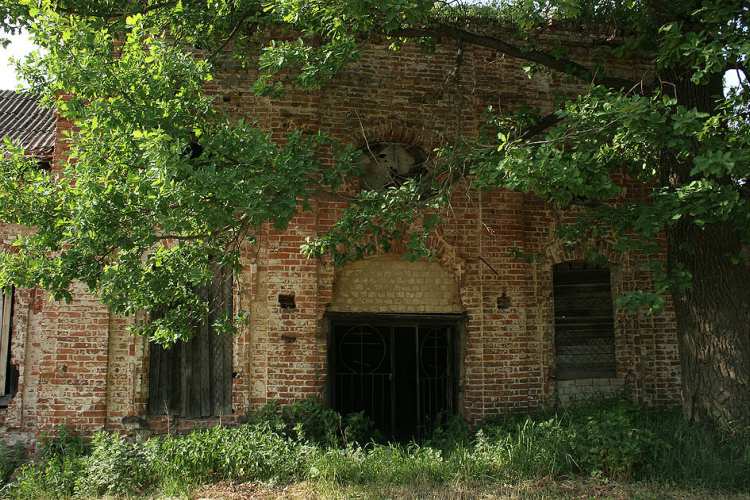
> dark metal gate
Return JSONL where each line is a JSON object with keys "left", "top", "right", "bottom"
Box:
{"left": 329, "top": 315, "right": 460, "bottom": 440}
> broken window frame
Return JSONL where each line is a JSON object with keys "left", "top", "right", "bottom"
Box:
{"left": 0, "top": 289, "right": 15, "bottom": 404}
{"left": 553, "top": 262, "right": 617, "bottom": 380}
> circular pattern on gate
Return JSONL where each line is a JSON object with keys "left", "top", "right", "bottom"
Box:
{"left": 338, "top": 325, "right": 387, "bottom": 373}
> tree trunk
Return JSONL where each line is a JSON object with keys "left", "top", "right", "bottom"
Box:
{"left": 658, "top": 66, "right": 750, "bottom": 430}
{"left": 667, "top": 221, "right": 750, "bottom": 429}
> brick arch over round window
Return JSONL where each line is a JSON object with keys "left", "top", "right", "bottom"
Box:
{"left": 328, "top": 254, "right": 462, "bottom": 314}
{"left": 346, "top": 121, "right": 444, "bottom": 156}
{"left": 553, "top": 261, "right": 616, "bottom": 380}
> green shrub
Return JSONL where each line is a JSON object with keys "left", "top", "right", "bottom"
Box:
{"left": 220, "top": 423, "right": 314, "bottom": 482}
{"left": 474, "top": 400, "right": 750, "bottom": 488}
{"left": 243, "top": 400, "right": 286, "bottom": 431}
{"left": 2, "top": 400, "right": 748, "bottom": 497}
{"left": 342, "top": 411, "right": 382, "bottom": 446}
{"left": 247, "top": 398, "right": 344, "bottom": 447}
{"left": 6, "top": 427, "right": 88, "bottom": 499}
{"left": 446, "top": 442, "right": 498, "bottom": 483}
{"left": 307, "top": 443, "right": 455, "bottom": 486}
{"left": 149, "top": 422, "right": 311, "bottom": 494}
{"left": 0, "top": 442, "right": 24, "bottom": 485}
{"left": 75, "top": 432, "right": 155, "bottom": 497}
{"left": 570, "top": 402, "right": 657, "bottom": 479}
{"left": 478, "top": 416, "right": 577, "bottom": 479}
{"left": 252, "top": 399, "right": 447, "bottom": 449}
{"left": 36, "top": 427, "right": 87, "bottom": 463}
{"left": 425, "top": 414, "right": 472, "bottom": 450}
{"left": 9, "top": 458, "right": 83, "bottom": 500}
{"left": 635, "top": 410, "right": 750, "bottom": 489}
{"left": 281, "top": 398, "right": 342, "bottom": 447}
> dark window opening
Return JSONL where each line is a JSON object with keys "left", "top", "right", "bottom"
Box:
{"left": 360, "top": 143, "right": 430, "bottom": 191}
{"left": 553, "top": 262, "right": 616, "bottom": 379}
{"left": 148, "top": 269, "right": 233, "bottom": 417}
{"left": 278, "top": 294, "right": 296, "bottom": 309}
{"left": 329, "top": 315, "right": 459, "bottom": 441}
{"left": 0, "top": 289, "right": 18, "bottom": 406}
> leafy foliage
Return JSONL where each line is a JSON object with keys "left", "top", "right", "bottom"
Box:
{"left": 0, "top": 0, "right": 746, "bottom": 332}
{"left": 75, "top": 432, "right": 154, "bottom": 497}
{"left": 0, "top": 442, "right": 24, "bottom": 486}
{"left": 245, "top": 397, "right": 381, "bottom": 447}
{"left": 0, "top": 0, "right": 746, "bottom": 338}
{"left": 3, "top": 401, "right": 749, "bottom": 498}
{"left": 147, "top": 422, "right": 311, "bottom": 494}
{"left": 8, "top": 427, "right": 88, "bottom": 499}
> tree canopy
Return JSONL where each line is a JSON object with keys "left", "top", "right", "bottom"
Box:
{"left": 0, "top": 0, "right": 748, "bottom": 427}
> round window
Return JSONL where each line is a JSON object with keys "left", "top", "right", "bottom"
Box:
{"left": 360, "top": 143, "right": 428, "bottom": 190}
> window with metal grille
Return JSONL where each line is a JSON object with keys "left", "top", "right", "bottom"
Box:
{"left": 328, "top": 315, "right": 459, "bottom": 441}
{"left": 148, "top": 269, "right": 233, "bottom": 417}
{"left": 553, "top": 262, "right": 616, "bottom": 379}
{"left": 0, "top": 289, "right": 18, "bottom": 405}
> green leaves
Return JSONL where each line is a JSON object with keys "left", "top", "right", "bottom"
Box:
{"left": 656, "top": 1, "right": 749, "bottom": 85}
{"left": 255, "top": 36, "right": 359, "bottom": 94}
{"left": 301, "top": 179, "right": 440, "bottom": 265}
{"left": 0, "top": 0, "right": 363, "bottom": 343}
{"left": 0, "top": 111, "right": 358, "bottom": 342}
{"left": 1, "top": 0, "right": 749, "bottom": 337}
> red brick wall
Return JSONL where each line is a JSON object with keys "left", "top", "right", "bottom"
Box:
{"left": 0, "top": 34, "right": 680, "bottom": 442}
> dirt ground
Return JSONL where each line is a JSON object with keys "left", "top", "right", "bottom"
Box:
{"left": 188, "top": 479, "right": 750, "bottom": 500}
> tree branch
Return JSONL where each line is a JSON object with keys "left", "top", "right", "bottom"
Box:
{"left": 394, "top": 24, "right": 634, "bottom": 90}
{"left": 56, "top": 1, "right": 178, "bottom": 18}
{"left": 520, "top": 111, "right": 562, "bottom": 139}
{"left": 207, "top": 8, "right": 258, "bottom": 62}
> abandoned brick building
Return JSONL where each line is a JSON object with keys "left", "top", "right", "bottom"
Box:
{"left": 0, "top": 32, "right": 682, "bottom": 444}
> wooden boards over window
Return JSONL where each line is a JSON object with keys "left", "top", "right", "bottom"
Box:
{"left": 553, "top": 262, "right": 616, "bottom": 380}
{"left": 148, "top": 269, "right": 233, "bottom": 418}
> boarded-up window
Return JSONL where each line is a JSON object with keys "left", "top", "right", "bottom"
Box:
{"left": 148, "top": 270, "right": 233, "bottom": 417}
{"left": 553, "top": 262, "right": 616, "bottom": 379}
{"left": 0, "top": 289, "right": 17, "bottom": 403}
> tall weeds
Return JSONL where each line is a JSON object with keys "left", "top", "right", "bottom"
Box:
{"left": 1, "top": 399, "right": 748, "bottom": 499}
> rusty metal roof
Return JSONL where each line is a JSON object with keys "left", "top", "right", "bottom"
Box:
{"left": 0, "top": 90, "right": 55, "bottom": 156}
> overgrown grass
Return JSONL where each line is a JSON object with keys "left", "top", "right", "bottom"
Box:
{"left": 3, "top": 427, "right": 87, "bottom": 499}
{"left": 0, "top": 442, "right": 23, "bottom": 487}
{"left": 1, "top": 399, "right": 748, "bottom": 499}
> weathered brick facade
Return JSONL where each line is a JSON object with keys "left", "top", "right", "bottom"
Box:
{"left": 0, "top": 33, "right": 682, "bottom": 444}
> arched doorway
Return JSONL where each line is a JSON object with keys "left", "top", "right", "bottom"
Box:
{"left": 327, "top": 256, "right": 463, "bottom": 440}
